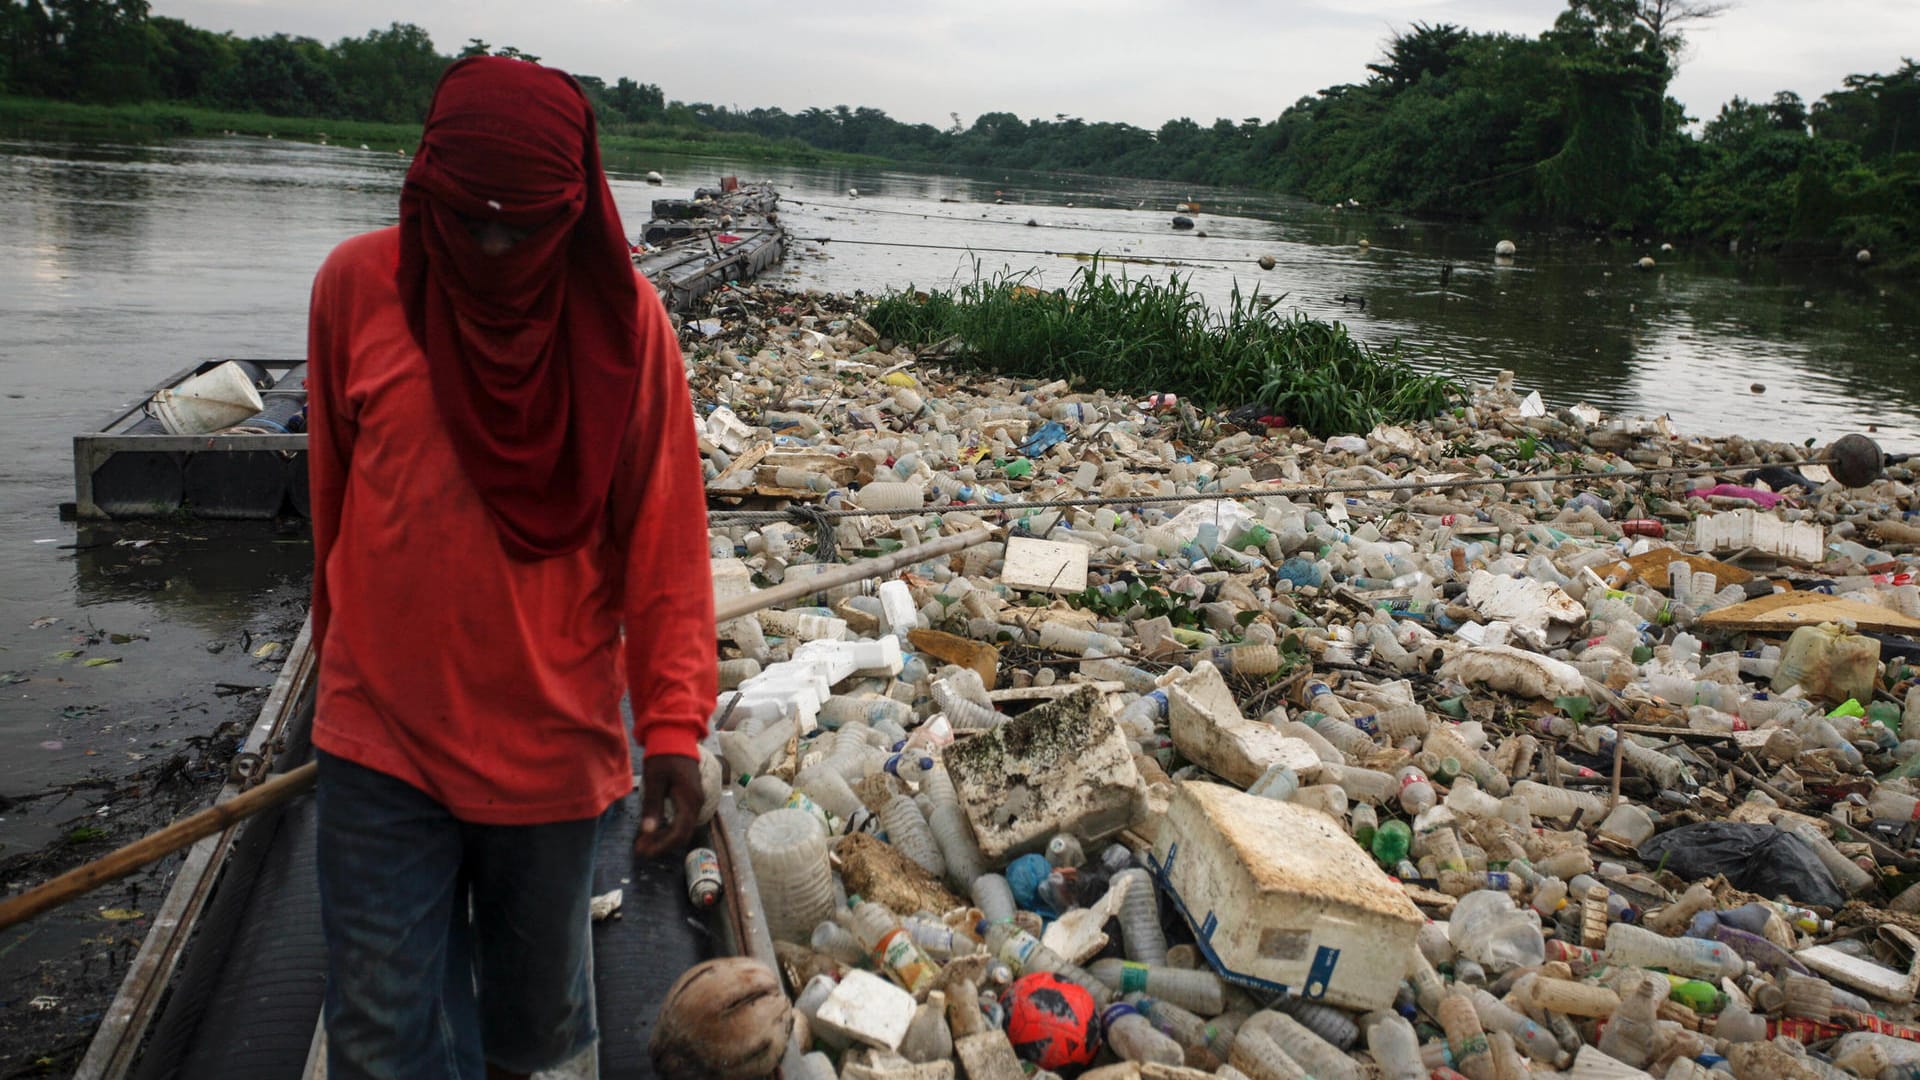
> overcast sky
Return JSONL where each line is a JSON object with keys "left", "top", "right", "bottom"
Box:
{"left": 156, "top": 0, "right": 1912, "bottom": 130}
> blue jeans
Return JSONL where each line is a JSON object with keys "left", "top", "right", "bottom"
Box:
{"left": 315, "top": 750, "right": 601, "bottom": 1079}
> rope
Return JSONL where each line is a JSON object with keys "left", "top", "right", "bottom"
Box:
{"left": 707, "top": 458, "right": 1807, "bottom": 526}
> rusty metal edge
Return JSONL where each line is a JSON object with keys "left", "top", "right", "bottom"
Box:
{"left": 75, "top": 615, "right": 317, "bottom": 1080}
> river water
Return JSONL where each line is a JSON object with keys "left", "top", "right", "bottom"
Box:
{"left": 0, "top": 134, "right": 1916, "bottom": 977}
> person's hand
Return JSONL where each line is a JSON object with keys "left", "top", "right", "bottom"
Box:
{"left": 634, "top": 753, "right": 703, "bottom": 859}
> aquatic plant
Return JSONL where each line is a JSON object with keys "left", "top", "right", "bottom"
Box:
{"left": 867, "top": 259, "right": 1462, "bottom": 436}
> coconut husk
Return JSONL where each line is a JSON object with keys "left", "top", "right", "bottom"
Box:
{"left": 833, "top": 831, "right": 964, "bottom": 915}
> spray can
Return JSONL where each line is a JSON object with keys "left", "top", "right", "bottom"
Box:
{"left": 685, "top": 847, "right": 724, "bottom": 908}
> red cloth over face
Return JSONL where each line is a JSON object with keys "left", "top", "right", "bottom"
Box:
{"left": 398, "top": 56, "right": 640, "bottom": 560}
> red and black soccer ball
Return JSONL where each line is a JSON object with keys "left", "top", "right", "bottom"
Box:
{"left": 1003, "top": 972, "right": 1101, "bottom": 1070}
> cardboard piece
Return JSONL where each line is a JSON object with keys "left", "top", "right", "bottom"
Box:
{"left": 907, "top": 628, "right": 999, "bottom": 689}
{"left": 1698, "top": 592, "right": 1920, "bottom": 636}
{"left": 1602, "top": 549, "right": 1756, "bottom": 592}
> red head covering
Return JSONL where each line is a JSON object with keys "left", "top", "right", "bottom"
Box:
{"left": 398, "top": 56, "right": 641, "bottom": 560}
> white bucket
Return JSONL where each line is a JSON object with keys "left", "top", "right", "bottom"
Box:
{"left": 146, "top": 362, "right": 264, "bottom": 435}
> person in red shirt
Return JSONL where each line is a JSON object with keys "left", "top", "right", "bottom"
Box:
{"left": 305, "top": 56, "right": 715, "bottom": 1078}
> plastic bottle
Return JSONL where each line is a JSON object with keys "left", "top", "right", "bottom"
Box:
{"left": 1046, "top": 832, "right": 1087, "bottom": 869}
{"left": 793, "top": 764, "right": 863, "bottom": 824}
{"left": 879, "top": 794, "right": 946, "bottom": 878}
{"left": 971, "top": 874, "right": 1017, "bottom": 925}
{"left": 1035, "top": 622, "right": 1124, "bottom": 657}
{"left": 1349, "top": 803, "right": 1378, "bottom": 847}
{"left": 1087, "top": 959, "right": 1224, "bottom": 1015}
{"left": 747, "top": 808, "right": 836, "bottom": 944}
{"left": 1774, "top": 816, "right": 1876, "bottom": 894}
{"left": 1511, "top": 779, "right": 1610, "bottom": 823}
{"left": 1111, "top": 868, "right": 1169, "bottom": 966}
{"left": 899, "top": 990, "right": 953, "bottom": 1063}
{"left": 1643, "top": 882, "right": 1716, "bottom": 935}
{"left": 1274, "top": 995, "right": 1359, "bottom": 1050}
{"left": 810, "top": 919, "right": 868, "bottom": 968}
{"left": 1301, "top": 711, "right": 1379, "bottom": 757}
{"left": 1364, "top": 1010, "right": 1426, "bottom": 1080}
{"left": 1465, "top": 986, "right": 1562, "bottom": 1065}
{"left": 850, "top": 897, "right": 938, "bottom": 994}
{"left": 1371, "top": 819, "right": 1412, "bottom": 866}
{"left": 1134, "top": 994, "right": 1233, "bottom": 1061}
{"left": 1101, "top": 1003, "right": 1185, "bottom": 1065}
{"left": 1596, "top": 971, "right": 1663, "bottom": 1068}
{"left": 1247, "top": 1011, "right": 1363, "bottom": 1080}
{"left": 931, "top": 677, "right": 1001, "bottom": 731}
{"left": 1438, "top": 989, "right": 1494, "bottom": 1080}
{"left": 1247, "top": 763, "right": 1301, "bottom": 801}
{"left": 1229, "top": 1026, "right": 1310, "bottom": 1080}
{"left": 1305, "top": 681, "right": 1351, "bottom": 721}
{"left": 1513, "top": 972, "right": 1619, "bottom": 1017}
{"left": 1397, "top": 765, "right": 1437, "bottom": 815}
{"left": 1116, "top": 689, "right": 1170, "bottom": 735}
{"left": 983, "top": 920, "right": 1111, "bottom": 1005}
{"left": 1603, "top": 923, "right": 1744, "bottom": 980}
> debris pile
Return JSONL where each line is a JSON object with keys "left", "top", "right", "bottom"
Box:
{"left": 674, "top": 284, "right": 1920, "bottom": 1079}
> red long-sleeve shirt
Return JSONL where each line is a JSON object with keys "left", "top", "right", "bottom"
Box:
{"left": 305, "top": 227, "right": 715, "bottom": 825}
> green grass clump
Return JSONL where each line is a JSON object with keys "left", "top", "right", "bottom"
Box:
{"left": 867, "top": 260, "right": 1461, "bottom": 437}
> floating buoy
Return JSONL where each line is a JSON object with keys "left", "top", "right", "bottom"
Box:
{"left": 847, "top": 187, "right": 859, "bottom": 198}
{"left": 1494, "top": 239, "right": 1516, "bottom": 257}
{"left": 1171, "top": 215, "right": 1194, "bottom": 230}
{"left": 1750, "top": 383, "right": 1767, "bottom": 394}
{"left": 1257, "top": 255, "right": 1276, "bottom": 270}
{"left": 1637, "top": 256, "right": 1656, "bottom": 270}
{"left": 645, "top": 170, "right": 665, "bottom": 185}
{"left": 1858, "top": 248, "right": 1873, "bottom": 265}
{"left": 1025, "top": 218, "right": 1038, "bottom": 227}
{"left": 1358, "top": 238, "right": 1370, "bottom": 250}
{"left": 1660, "top": 242, "right": 1673, "bottom": 252}
{"left": 359, "top": 144, "right": 369, "bottom": 151}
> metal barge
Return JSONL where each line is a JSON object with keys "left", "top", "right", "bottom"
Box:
{"left": 76, "top": 619, "right": 778, "bottom": 1079}
{"left": 71, "top": 182, "right": 788, "bottom": 521}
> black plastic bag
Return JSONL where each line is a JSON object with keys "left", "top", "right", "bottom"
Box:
{"left": 1638, "top": 821, "right": 1847, "bottom": 909}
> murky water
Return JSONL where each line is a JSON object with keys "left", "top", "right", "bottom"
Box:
{"left": 3, "top": 133, "right": 1919, "bottom": 848}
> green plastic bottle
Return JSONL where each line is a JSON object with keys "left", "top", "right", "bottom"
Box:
{"left": 1371, "top": 820, "right": 1412, "bottom": 867}
{"left": 1665, "top": 975, "right": 1727, "bottom": 1014}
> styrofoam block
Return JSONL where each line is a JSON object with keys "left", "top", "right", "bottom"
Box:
{"left": 814, "top": 970, "right": 915, "bottom": 1051}
{"left": 1000, "top": 536, "right": 1090, "bottom": 594}
{"left": 1167, "top": 662, "right": 1319, "bottom": 789}
{"left": 1694, "top": 509, "right": 1824, "bottom": 563}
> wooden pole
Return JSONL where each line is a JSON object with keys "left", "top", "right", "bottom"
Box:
{"left": 0, "top": 527, "right": 997, "bottom": 931}
{"left": 0, "top": 763, "right": 318, "bottom": 932}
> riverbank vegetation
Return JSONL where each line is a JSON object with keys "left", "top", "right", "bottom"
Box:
{"left": 867, "top": 265, "right": 1462, "bottom": 437}
{"left": 2, "top": 0, "right": 1912, "bottom": 265}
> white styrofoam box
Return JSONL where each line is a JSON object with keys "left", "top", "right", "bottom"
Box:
{"left": 1694, "top": 509, "right": 1824, "bottom": 564}
{"left": 1149, "top": 781, "right": 1424, "bottom": 1012}
{"left": 705, "top": 405, "right": 754, "bottom": 454}
{"left": 1166, "top": 662, "right": 1318, "bottom": 789}
{"left": 814, "top": 970, "right": 915, "bottom": 1051}
{"left": 999, "top": 536, "right": 1090, "bottom": 594}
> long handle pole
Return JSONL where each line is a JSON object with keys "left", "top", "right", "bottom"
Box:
{"left": 0, "top": 764, "right": 318, "bottom": 932}
{"left": 0, "top": 527, "right": 995, "bottom": 932}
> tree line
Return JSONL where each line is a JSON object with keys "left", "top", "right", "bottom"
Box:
{"left": 3, "top": 0, "right": 1914, "bottom": 263}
